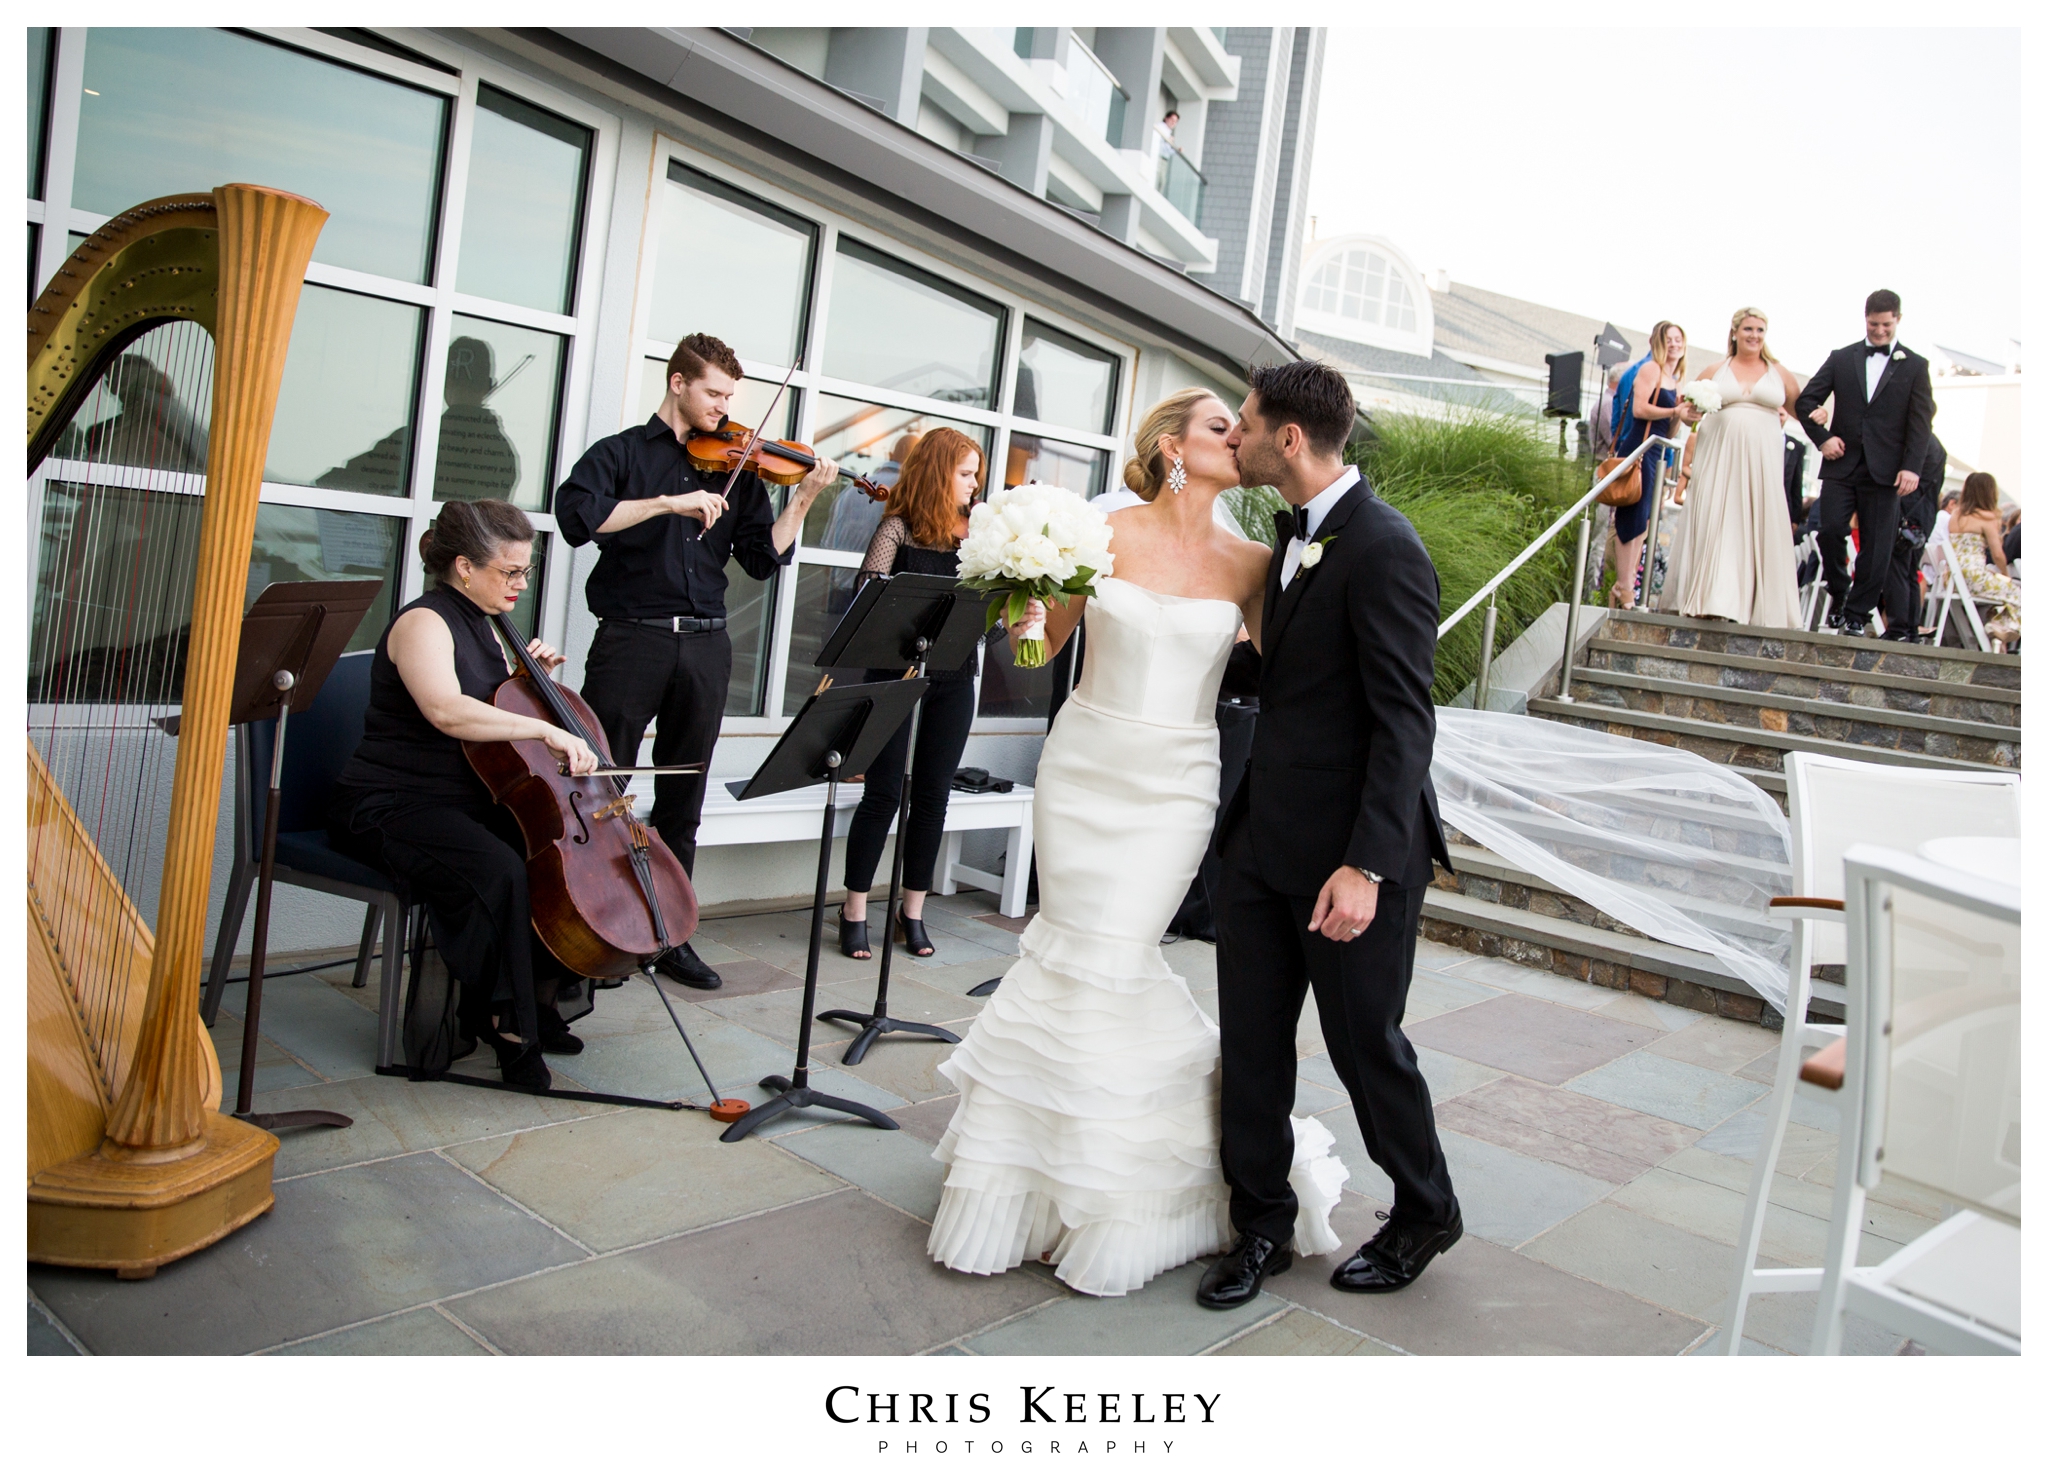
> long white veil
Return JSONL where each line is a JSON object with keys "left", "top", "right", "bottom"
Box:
{"left": 1431, "top": 709, "right": 1792, "bottom": 1010}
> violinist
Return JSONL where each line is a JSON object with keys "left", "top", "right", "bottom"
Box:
{"left": 556, "top": 333, "right": 838, "bottom": 990}
{"left": 330, "top": 500, "right": 601, "bottom": 1090}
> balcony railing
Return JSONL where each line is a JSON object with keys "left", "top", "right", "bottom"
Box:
{"left": 1062, "top": 36, "right": 1128, "bottom": 147}
{"left": 1158, "top": 149, "right": 1204, "bottom": 225}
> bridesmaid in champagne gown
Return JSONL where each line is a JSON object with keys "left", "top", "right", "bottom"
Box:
{"left": 1664, "top": 309, "right": 1804, "bottom": 628}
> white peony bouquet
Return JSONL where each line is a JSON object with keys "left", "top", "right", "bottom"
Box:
{"left": 1678, "top": 379, "right": 1723, "bottom": 416}
{"left": 956, "top": 482, "right": 1114, "bottom": 667}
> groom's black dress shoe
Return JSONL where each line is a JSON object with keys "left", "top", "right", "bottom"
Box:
{"left": 1330, "top": 1205, "right": 1463, "bottom": 1293}
{"left": 1197, "top": 1233, "right": 1292, "bottom": 1309}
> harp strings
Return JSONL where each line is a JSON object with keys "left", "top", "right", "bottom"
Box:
{"left": 29, "top": 318, "right": 216, "bottom": 1091}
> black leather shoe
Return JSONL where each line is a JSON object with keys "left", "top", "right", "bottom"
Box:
{"left": 537, "top": 1003, "right": 583, "bottom": 1056}
{"left": 1197, "top": 1232, "right": 1292, "bottom": 1309}
{"left": 1331, "top": 1205, "right": 1463, "bottom": 1293}
{"left": 1841, "top": 616, "right": 1869, "bottom": 638}
{"left": 652, "top": 941, "right": 722, "bottom": 990}
{"left": 1824, "top": 604, "right": 1847, "bottom": 630}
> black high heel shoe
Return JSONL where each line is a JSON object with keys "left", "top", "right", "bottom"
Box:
{"left": 896, "top": 909, "right": 935, "bottom": 958}
{"left": 489, "top": 1032, "right": 552, "bottom": 1090}
{"left": 838, "top": 907, "right": 871, "bottom": 960}
{"left": 536, "top": 1002, "right": 583, "bottom": 1056}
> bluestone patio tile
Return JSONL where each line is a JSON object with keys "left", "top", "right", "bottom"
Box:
{"left": 28, "top": 1300, "right": 79, "bottom": 1355}
{"left": 30, "top": 1153, "right": 582, "bottom": 1355}
{"left": 1521, "top": 1201, "right": 1737, "bottom": 1318}
{"left": 1660, "top": 1145, "right": 1942, "bottom": 1243}
{"left": 1594, "top": 993, "right": 1706, "bottom": 1031}
{"left": 1643, "top": 1014, "right": 1781, "bottom": 1075}
{"left": 778, "top": 1120, "right": 949, "bottom": 1221}
{"left": 1693, "top": 1108, "right": 1837, "bottom": 1175}
{"left": 889, "top": 1093, "right": 962, "bottom": 1145}
{"left": 275, "top": 1305, "right": 490, "bottom": 1355}
{"left": 447, "top": 1189, "right": 1057, "bottom": 1355}
{"left": 1434, "top": 1075, "right": 1697, "bottom": 1183}
{"left": 1406, "top": 994, "right": 1660, "bottom": 1085}
{"left": 447, "top": 1107, "right": 844, "bottom": 1251}
{"left": 964, "top": 1259, "right": 1275, "bottom": 1355}
{"left": 1403, "top": 969, "right": 1502, "bottom": 1024}
{"left": 1312, "top": 1119, "right": 1611, "bottom": 1245}
{"left": 1567, "top": 1051, "right": 1764, "bottom": 1130}
{"left": 1212, "top": 1308, "right": 1402, "bottom": 1356}
{"left": 1607, "top": 1167, "right": 1901, "bottom": 1269}
{"left": 210, "top": 976, "right": 382, "bottom": 1083}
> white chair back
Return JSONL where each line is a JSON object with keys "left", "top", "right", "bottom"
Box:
{"left": 1786, "top": 753, "right": 2020, "bottom": 965}
{"left": 1845, "top": 847, "right": 2021, "bottom": 1222}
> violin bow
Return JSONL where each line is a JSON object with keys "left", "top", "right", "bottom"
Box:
{"left": 714, "top": 352, "right": 806, "bottom": 506}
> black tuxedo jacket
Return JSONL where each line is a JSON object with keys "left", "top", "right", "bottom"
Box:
{"left": 1216, "top": 478, "right": 1451, "bottom": 896}
{"left": 1794, "top": 341, "right": 1934, "bottom": 488}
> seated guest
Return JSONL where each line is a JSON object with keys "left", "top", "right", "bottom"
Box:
{"left": 1948, "top": 473, "right": 2020, "bottom": 648}
{"left": 330, "top": 499, "right": 600, "bottom": 1088}
{"left": 838, "top": 428, "right": 987, "bottom": 960}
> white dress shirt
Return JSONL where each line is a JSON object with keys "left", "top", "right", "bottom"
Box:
{"left": 1280, "top": 465, "right": 1361, "bottom": 589}
{"left": 1864, "top": 339, "right": 1897, "bottom": 401}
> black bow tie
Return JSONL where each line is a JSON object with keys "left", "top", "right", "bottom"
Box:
{"left": 1277, "top": 506, "right": 1313, "bottom": 546}
{"left": 1866, "top": 344, "right": 1892, "bottom": 356}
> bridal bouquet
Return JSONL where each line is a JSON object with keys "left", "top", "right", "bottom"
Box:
{"left": 956, "top": 482, "right": 1113, "bottom": 668}
{"left": 1678, "top": 379, "right": 1723, "bottom": 416}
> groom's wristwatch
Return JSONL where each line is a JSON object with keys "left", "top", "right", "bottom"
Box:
{"left": 1350, "top": 865, "right": 1385, "bottom": 885}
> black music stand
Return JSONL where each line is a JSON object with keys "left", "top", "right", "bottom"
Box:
{"left": 718, "top": 677, "right": 928, "bottom": 1143}
{"left": 226, "top": 579, "right": 382, "bottom": 1134}
{"left": 809, "top": 573, "right": 990, "bottom": 1065}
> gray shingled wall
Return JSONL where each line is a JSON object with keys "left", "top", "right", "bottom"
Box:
{"left": 1260, "top": 28, "right": 1324, "bottom": 336}
{"left": 1187, "top": 27, "right": 1276, "bottom": 307}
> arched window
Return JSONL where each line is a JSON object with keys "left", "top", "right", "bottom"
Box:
{"left": 1304, "top": 246, "right": 1418, "bottom": 333}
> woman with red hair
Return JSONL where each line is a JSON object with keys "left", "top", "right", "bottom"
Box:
{"left": 838, "top": 427, "right": 988, "bottom": 959}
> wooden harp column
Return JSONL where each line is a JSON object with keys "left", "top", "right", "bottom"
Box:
{"left": 27, "top": 184, "right": 328, "bottom": 1276}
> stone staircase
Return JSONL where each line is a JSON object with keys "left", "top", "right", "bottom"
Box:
{"left": 1421, "top": 610, "right": 2020, "bottom": 1025}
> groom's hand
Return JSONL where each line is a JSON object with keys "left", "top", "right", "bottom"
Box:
{"left": 1309, "top": 866, "right": 1379, "bottom": 942}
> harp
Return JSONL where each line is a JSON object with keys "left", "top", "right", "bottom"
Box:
{"left": 28, "top": 185, "right": 328, "bottom": 1276}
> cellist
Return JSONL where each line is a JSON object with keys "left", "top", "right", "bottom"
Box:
{"left": 329, "top": 500, "right": 600, "bottom": 1090}
{"left": 555, "top": 333, "right": 838, "bottom": 991}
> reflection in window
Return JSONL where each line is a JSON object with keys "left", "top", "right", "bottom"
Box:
{"left": 432, "top": 316, "right": 565, "bottom": 510}
{"left": 726, "top": 512, "right": 782, "bottom": 718}
{"left": 501, "top": 539, "right": 546, "bottom": 640}
{"left": 1015, "top": 320, "right": 1118, "bottom": 434}
{"left": 803, "top": 396, "right": 990, "bottom": 555}
{"left": 48, "top": 320, "right": 214, "bottom": 474}
{"left": 825, "top": 239, "right": 1005, "bottom": 408}
{"left": 634, "top": 362, "right": 797, "bottom": 439}
{"left": 780, "top": 563, "right": 849, "bottom": 718}
{"left": 1004, "top": 433, "right": 1110, "bottom": 497}
{"left": 269, "top": 286, "right": 425, "bottom": 496}
{"left": 1304, "top": 247, "right": 1418, "bottom": 333}
{"left": 978, "top": 631, "right": 1053, "bottom": 720}
{"left": 245, "top": 506, "right": 403, "bottom": 652}
{"left": 29, "top": 27, "right": 52, "bottom": 197}
{"left": 650, "top": 164, "right": 816, "bottom": 370}
{"left": 457, "top": 86, "right": 591, "bottom": 315}
{"left": 75, "top": 28, "right": 448, "bottom": 283}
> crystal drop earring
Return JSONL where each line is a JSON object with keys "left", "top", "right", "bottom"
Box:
{"left": 1167, "top": 457, "right": 1187, "bottom": 495}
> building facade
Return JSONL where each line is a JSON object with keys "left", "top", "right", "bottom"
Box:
{"left": 25, "top": 25, "right": 1322, "bottom": 939}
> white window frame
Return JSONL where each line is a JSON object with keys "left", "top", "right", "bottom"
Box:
{"left": 630, "top": 138, "right": 1136, "bottom": 738}
{"left": 28, "top": 26, "right": 622, "bottom": 654}
{"left": 1294, "top": 233, "right": 1436, "bottom": 359}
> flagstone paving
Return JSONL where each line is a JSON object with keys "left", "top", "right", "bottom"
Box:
{"left": 27, "top": 893, "right": 1928, "bottom": 1356}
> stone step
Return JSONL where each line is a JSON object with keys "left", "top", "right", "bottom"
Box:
{"left": 1585, "top": 637, "right": 2021, "bottom": 729}
{"left": 1439, "top": 843, "right": 1784, "bottom": 948}
{"left": 1529, "top": 696, "right": 2016, "bottom": 777}
{"left": 1567, "top": 669, "right": 2021, "bottom": 765}
{"left": 1599, "top": 608, "right": 2021, "bottom": 692}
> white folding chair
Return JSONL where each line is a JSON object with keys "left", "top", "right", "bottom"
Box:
{"left": 1796, "top": 529, "right": 1827, "bottom": 630}
{"left": 1927, "top": 528, "right": 1997, "bottom": 651}
{"left": 1809, "top": 846, "right": 2020, "bottom": 1355}
{"left": 1717, "top": 753, "right": 2020, "bottom": 1354}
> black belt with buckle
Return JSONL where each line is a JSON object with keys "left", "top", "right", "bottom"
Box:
{"left": 605, "top": 615, "right": 727, "bottom": 633}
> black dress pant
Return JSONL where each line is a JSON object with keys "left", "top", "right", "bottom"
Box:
{"left": 1886, "top": 489, "right": 1937, "bottom": 634}
{"left": 332, "top": 797, "right": 565, "bottom": 1047}
{"left": 844, "top": 671, "right": 977, "bottom": 895}
{"left": 1818, "top": 475, "right": 1900, "bottom": 624}
{"left": 581, "top": 622, "right": 730, "bottom": 876}
{"left": 1215, "top": 825, "right": 1456, "bottom": 1243}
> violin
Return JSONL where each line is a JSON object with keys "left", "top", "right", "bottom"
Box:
{"left": 463, "top": 611, "right": 699, "bottom": 981}
{"left": 683, "top": 418, "right": 890, "bottom": 502}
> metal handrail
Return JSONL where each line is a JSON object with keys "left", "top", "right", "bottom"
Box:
{"left": 1439, "top": 433, "right": 1681, "bottom": 709}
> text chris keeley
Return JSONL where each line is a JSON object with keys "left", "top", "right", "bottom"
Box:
{"left": 825, "top": 1388, "right": 1220, "bottom": 1426}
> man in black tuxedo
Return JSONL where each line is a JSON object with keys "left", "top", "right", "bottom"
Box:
{"left": 1197, "top": 361, "right": 1458, "bottom": 1310}
{"left": 1794, "top": 289, "right": 1936, "bottom": 637}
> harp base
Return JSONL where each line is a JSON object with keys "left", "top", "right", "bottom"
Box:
{"left": 27, "top": 1111, "right": 278, "bottom": 1278}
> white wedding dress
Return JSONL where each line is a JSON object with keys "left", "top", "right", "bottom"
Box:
{"left": 928, "top": 577, "right": 1348, "bottom": 1297}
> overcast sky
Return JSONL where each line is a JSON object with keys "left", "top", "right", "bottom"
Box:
{"left": 1304, "top": 26, "right": 2022, "bottom": 375}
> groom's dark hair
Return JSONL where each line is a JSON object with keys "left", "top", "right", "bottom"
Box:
{"left": 1865, "top": 288, "right": 1902, "bottom": 316}
{"left": 1247, "top": 359, "right": 1355, "bottom": 457}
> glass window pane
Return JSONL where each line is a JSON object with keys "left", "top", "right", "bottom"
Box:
{"left": 634, "top": 361, "right": 797, "bottom": 439}
{"left": 75, "top": 28, "right": 448, "bottom": 283}
{"left": 29, "top": 27, "right": 52, "bottom": 198}
{"left": 433, "top": 315, "right": 565, "bottom": 510}
{"left": 824, "top": 239, "right": 1004, "bottom": 408}
{"left": 1003, "top": 432, "right": 1110, "bottom": 498}
{"left": 802, "top": 395, "right": 990, "bottom": 554}
{"left": 650, "top": 163, "right": 816, "bottom": 369}
{"left": 779, "top": 563, "right": 857, "bottom": 718}
{"left": 245, "top": 506, "right": 403, "bottom": 652}
{"left": 501, "top": 538, "right": 547, "bottom": 641}
{"left": 456, "top": 85, "right": 590, "bottom": 315}
{"left": 272, "top": 285, "right": 425, "bottom": 497}
{"left": 977, "top": 633, "right": 1053, "bottom": 720}
{"left": 1014, "top": 320, "right": 1119, "bottom": 435}
{"left": 726, "top": 533, "right": 781, "bottom": 717}
{"left": 48, "top": 320, "right": 214, "bottom": 473}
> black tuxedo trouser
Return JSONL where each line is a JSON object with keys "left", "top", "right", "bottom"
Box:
{"left": 1885, "top": 490, "right": 1937, "bottom": 634}
{"left": 582, "top": 622, "right": 731, "bottom": 876}
{"left": 1818, "top": 475, "right": 1899, "bottom": 625}
{"left": 1215, "top": 826, "right": 1456, "bottom": 1243}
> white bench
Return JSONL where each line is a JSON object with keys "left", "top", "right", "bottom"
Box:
{"left": 695, "top": 782, "right": 1036, "bottom": 917}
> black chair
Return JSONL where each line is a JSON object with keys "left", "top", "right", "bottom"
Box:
{"left": 201, "top": 650, "right": 411, "bottom": 1068}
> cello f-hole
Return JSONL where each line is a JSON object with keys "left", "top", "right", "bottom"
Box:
{"left": 568, "top": 790, "right": 592, "bottom": 845}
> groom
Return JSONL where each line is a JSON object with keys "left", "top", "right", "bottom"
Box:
{"left": 1199, "top": 361, "right": 1459, "bottom": 1310}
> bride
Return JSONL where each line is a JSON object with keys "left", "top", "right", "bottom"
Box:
{"left": 926, "top": 388, "right": 1348, "bottom": 1297}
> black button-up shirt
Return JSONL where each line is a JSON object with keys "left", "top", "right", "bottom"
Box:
{"left": 554, "top": 415, "right": 791, "bottom": 620}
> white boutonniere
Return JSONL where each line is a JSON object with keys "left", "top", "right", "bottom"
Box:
{"left": 1891, "top": 350, "right": 1906, "bottom": 362}
{"left": 1298, "top": 536, "right": 1334, "bottom": 570}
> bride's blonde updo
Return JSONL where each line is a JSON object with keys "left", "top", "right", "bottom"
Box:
{"left": 1727, "top": 307, "right": 1776, "bottom": 364}
{"left": 1122, "top": 387, "right": 1217, "bottom": 502}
